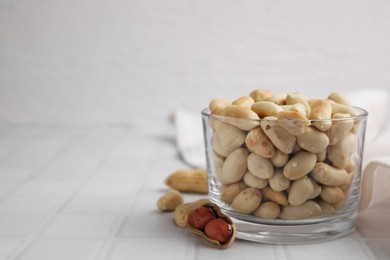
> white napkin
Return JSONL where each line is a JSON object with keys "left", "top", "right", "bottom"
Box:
{"left": 172, "top": 89, "right": 390, "bottom": 211}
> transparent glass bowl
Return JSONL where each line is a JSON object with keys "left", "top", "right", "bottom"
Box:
{"left": 201, "top": 107, "right": 368, "bottom": 244}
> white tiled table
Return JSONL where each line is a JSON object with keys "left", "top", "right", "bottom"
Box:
{"left": 0, "top": 124, "right": 388, "bottom": 260}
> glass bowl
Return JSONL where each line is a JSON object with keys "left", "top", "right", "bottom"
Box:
{"left": 201, "top": 107, "right": 368, "bottom": 244}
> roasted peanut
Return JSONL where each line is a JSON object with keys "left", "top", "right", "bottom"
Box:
{"left": 165, "top": 169, "right": 208, "bottom": 194}
{"left": 249, "top": 89, "right": 273, "bottom": 102}
{"left": 328, "top": 132, "right": 357, "bottom": 169}
{"left": 231, "top": 188, "right": 262, "bottom": 214}
{"left": 220, "top": 105, "right": 260, "bottom": 130}
{"left": 253, "top": 201, "right": 281, "bottom": 219}
{"left": 326, "top": 113, "right": 354, "bottom": 145}
{"left": 297, "top": 126, "right": 329, "bottom": 154}
{"left": 283, "top": 151, "right": 316, "bottom": 180}
{"left": 209, "top": 98, "right": 231, "bottom": 115}
{"left": 232, "top": 96, "right": 255, "bottom": 108}
{"left": 245, "top": 127, "right": 275, "bottom": 158}
{"left": 328, "top": 92, "right": 351, "bottom": 106}
{"left": 247, "top": 153, "right": 274, "bottom": 179}
{"left": 220, "top": 181, "right": 247, "bottom": 203}
{"left": 288, "top": 176, "right": 314, "bottom": 206}
{"left": 320, "top": 186, "right": 345, "bottom": 204}
{"left": 243, "top": 171, "right": 268, "bottom": 189}
{"left": 260, "top": 117, "right": 297, "bottom": 154}
{"left": 311, "top": 162, "right": 349, "bottom": 186}
{"left": 213, "top": 120, "right": 246, "bottom": 154}
{"left": 212, "top": 135, "right": 230, "bottom": 157}
{"left": 317, "top": 200, "right": 335, "bottom": 216}
{"left": 279, "top": 200, "right": 321, "bottom": 220}
{"left": 278, "top": 110, "right": 311, "bottom": 136}
{"left": 330, "top": 101, "right": 356, "bottom": 116}
{"left": 262, "top": 186, "right": 288, "bottom": 206}
{"left": 285, "top": 92, "right": 311, "bottom": 118}
{"left": 157, "top": 189, "right": 184, "bottom": 212}
{"left": 270, "top": 149, "right": 289, "bottom": 167}
{"left": 251, "top": 101, "right": 283, "bottom": 118}
{"left": 269, "top": 168, "right": 290, "bottom": 192}
{"left": 219, "top": 148, "right": 248, "bottom": 184}
{"left": 308, "top": 177, "right": 322, "bottom": 199}
{"left": 310, "top": 99, "right": 332, "bottom": 131}
{"left": 268, "top": 93, "right": 287, "bottom": 105}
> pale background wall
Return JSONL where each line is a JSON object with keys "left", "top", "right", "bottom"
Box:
{"left": 1, "top": 0, "right": 390, "bottom": 127}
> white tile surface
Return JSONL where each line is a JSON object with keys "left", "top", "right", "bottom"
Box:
{"left": 16, "top": 240, "right": 103, "bottom": 260}
{"left": 0, "top": 126, "right": 387, "bottom": 260}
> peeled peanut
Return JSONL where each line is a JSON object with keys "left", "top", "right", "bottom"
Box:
{"left": 320, "top": 186, "right": 345, "bottom": 204}
{"left": 157, "top": 189, "right": 184, "bottom": 212}
{"left": 330, "top": 101, "right": 356, "bottom": 116}
{"left": 310, "top": 99, "right": 332, "bottom": 131}
{"left": 326, "top": 113, "right": 354, "bottom": 145}
{"left": 232, "top": 96, "right": 255, "bottom": 108}
{"left": 283, "top": 151, "right": 316, "bottom": 180}
{"left": 285, "top": 92, "right": 311, "bottom": 118}
{"left": 328, "top": 132, "right": 357, "bottom": 169}
{"left": 212, "top": 135, "right": 230, "bottom": 157}
{"left": 245, "top": 127, "right": 275, "bottom": 158}
{"left": 260, "top": 117, "right": 297, "bottom": 154}
{"left": 281, "top": 103, "right": 307, "bottom": 116}
{"left": 269, "top": 168, "right": 290, "bottom": 191}
{"left": 220, "top": 181, "right": 247, "bottom": 204}
{"left": 251, "top": 101, "right": 283, "bottom": 118}
{"left": 288, "top": 176, "right": 314, "bottom": 206}
{"left": 279, "top": 200, "right": 321, "bottom": 220}
{"left": 278, "top": 110, "right": 311, "bottom": 135}
{"left": 219, "top": 148, "right": 248, "bottom": 184}
{"left": 262, "top": 186, "right": 288, "bottom": 206}
{"left": 243, "top": 171, "right": 268, "bottom": 189}
{"left": 297, "top": 126, "right": 329, "bottom": 153}
{"left": 213, "top": 152, "right": 225, "bottom": 181}
{"left": 209, "top": 98, "right": 231, "bottom": 115}
{"left": 328, "top": 92, "right": 351, "bottom": 106}
{"left": 249, "top": 89, "right": 273, "bottom": 102}
{"left": 220, "top": 105, "right": 260, "bottom": 130}
{"left": 231, "top": 188, "right": 262, "bottom": 214}
{"left": 213, "top": 120, "right": 246, "bottom": 154}
{"left": 308, "top": 178, "right": 322, "bottom": 199}
{"left": 253, "top": 201, "right": 280, "bottom": 219}
{"left": 316, "top": 150, "right": 327, "bottom": 162}
{"left": 247, "top": 153, "right": 274, "bottom": 179}
{"left": 268, "top": 93, "right": 287, "bottom": 105}
{"left": 165, "top": 169, "right": 208, "bottom": 193}
{"left": 317, "top": 200, "right": 335, "bottom": 216}
{"left": 311, "top": 162, "right": 349, "bottom": 186}
{"left": 270, "top": 149, "right": 289, "bottom": 167}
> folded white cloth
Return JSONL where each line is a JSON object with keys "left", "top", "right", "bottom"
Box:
{"left": 172, "top": 89, "right": 390, "bottom": 211}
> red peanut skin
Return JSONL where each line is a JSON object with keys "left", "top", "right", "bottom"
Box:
{"left": 204, "top": 218, "right": 231, "bottom": 243}
{"left": 187, "top": 207, "right": 216, "bottom": 229}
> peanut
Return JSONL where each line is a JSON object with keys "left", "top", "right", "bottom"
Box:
{"left": 232, "top": 96, "right": 255, "bottom": 108}
{"left": 157, "top": 189, "right": 184, "bottom": 212}
{"left": 288, "top": 176, "right": 314, "bottom": 206}
{"left": 220, "top": 181, "right": 247, "bottom": 204}
{"left": 219, "top": 148, "right": 248, "bottom": 184}
{"left": 231, "top": 188, "right": 262, "bottom": 214}
{"left": 260, "top": 116, "right": 297, "bottom": 154}
{"left": 261, "top": 186, "right": 288, "bottom": 206}
{"left": 297, "top": 126, "right": 329, "bottom": 154}
{"left": 209, "top": 98, "right": 231, "bottom": 115}
{"left": 249, "top": 89, "right": 273, "bottom": 102}
{"left": 270, "top": 149, "right": 289, "bottom": 167}
{"left": 283, "top": 151, "right": 316, "bottom": 180}
{"left": 220, "top": 105, "right": 260, "bottom": 130}
{"left": 213, "top": 120, "right": 246, "bottom": 155}
{"left": 278, "top": 110, "right": 311, "bottom": 136}
{"left": 253, "top": 201, "right": 280, "bottom": 219}
{"left": 311, "top": 162, "right": 349, "bottom": 186}
{"left": 279, "top": 200, "right": 321, "bottom": 220}
{"left": 174, "top": 199, "right": 210, "bottom": 227}
{"left": 326, "top": 113, "right": 354, "bottom": 145}
{"left": 204, "top": 218, "right": 232, "bottom": 243}
{"left": 243, "top": 171, "right": 268, "bottom": 189}
{"left": 188, "top": 206, "right": 216, "bottom": 229}
{"left": 165, "top": 169, "right": 208, "bottom": 194}
{"left": 310, "top": 99, "right": 332, "bottom": 131}
{"left": 320, "top": 186, "right": 345, "bottom": 204}
{"left": 247, "top": 153, "right": 274, "bottom": 179}
{"left": 245, "top": 127, "right": 275, "bottom": 158}
{"left": 328, "top": 132, "right": 357, "bottom": 169}
{"left": 251, "top": 101, "right": 283, "bottom": 118}
{"left": 269, "top": 168, "right": 290, "bottom": 192}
